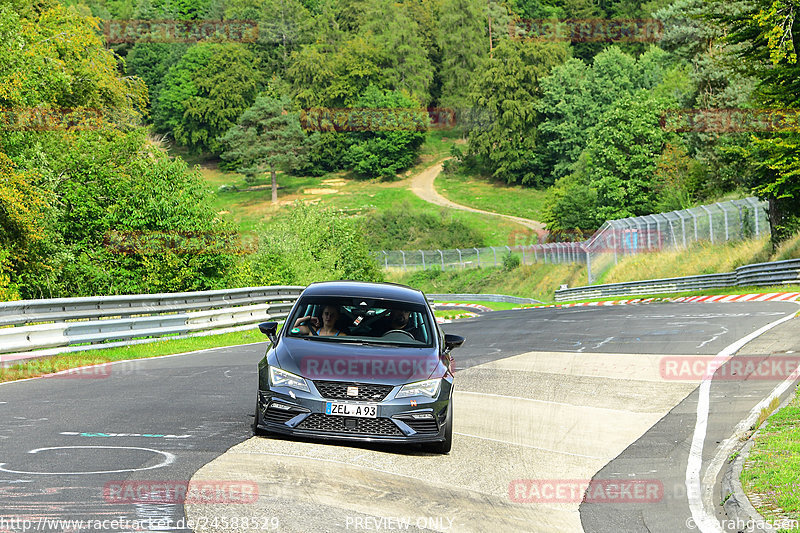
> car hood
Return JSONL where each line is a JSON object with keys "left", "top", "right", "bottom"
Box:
{"left": 275, "top": 337, "right": 444, "bottom": 385}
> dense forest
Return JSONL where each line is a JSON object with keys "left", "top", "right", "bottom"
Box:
{"left": 0, "top": 0, "right": 797, "bottom": 299}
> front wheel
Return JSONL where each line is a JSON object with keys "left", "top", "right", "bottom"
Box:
{"left": 426, "top": 399, "right": 453, "bottom": 454}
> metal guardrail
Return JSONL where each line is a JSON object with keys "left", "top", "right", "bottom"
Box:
{"left": 554, "top": 259, "right": 800, "bottom": 302}
{"left": 428, "top": 293, "right": 542, "bottom": 304}
{"left": 0, "top": 286, "right": 303, "bottom": 364}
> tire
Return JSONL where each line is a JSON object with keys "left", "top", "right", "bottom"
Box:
{"left": 426, "top": 399, "right": 453, "bottom": 454}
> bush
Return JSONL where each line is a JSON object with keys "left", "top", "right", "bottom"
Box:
{"left": 231, "top": 203, "right": 384, "bottom": 287}
{"left": 502, "top": 252, "right": 520, "bottom": 271}
{"left": 362, "top": 204, "right": 483, "bottom": 250}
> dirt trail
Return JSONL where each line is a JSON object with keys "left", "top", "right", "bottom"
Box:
{"left": 409, "top": 161, "right": 547, "bottom": 237}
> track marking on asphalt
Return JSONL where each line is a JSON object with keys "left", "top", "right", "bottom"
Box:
{"left": 696, "top": 326, "right": 729, "bottom": 349}
{"left": 453, "top": 432, "right": 604, "bottom": 459}
{"left": 456, "top": 390, "right": 634, "bottom": 414}
{"left": 0, "top": 446, "right": 176, "bottom": 475}
{"left": 686, "top": 308, "right": 799, "bottom": 533}
{"left": 592, "top": 336, "right": 614, "bottom": 349}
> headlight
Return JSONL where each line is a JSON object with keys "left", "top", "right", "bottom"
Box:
{"left": 268, "top": 366, "right": 310, "bottom": 392}
{"left": 396, "top": 379, "right": 441, "bottom": 398}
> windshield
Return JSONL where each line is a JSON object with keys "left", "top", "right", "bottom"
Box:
{"left": 285, "top": 296, "right": 435, "bottom": 347}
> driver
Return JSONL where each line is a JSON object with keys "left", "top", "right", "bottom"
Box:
{"left": 374, "top": 308, "right": 419, "bottom": 339}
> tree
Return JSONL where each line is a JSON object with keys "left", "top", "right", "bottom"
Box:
{"left": 710, "top": 0, "right": 800, "bottom": 244}
{"left": 466, "top": 38, "right": 569, "bottom": 186}
{"left": 154, "top": 43, "right": 262, "bottom": 154}
{"left": 344, "top": 86, "right": 427, "bottom": 180}
{"left": 361, "top": 0, "right": 435, "bottom": 105}
{"left": 220, "top": 95, "right": 308, "bottom": 203}
{"left": 583, "top": 92, "right": 677, "bottom": 220}
{"left": 437, "top": 0, "right": 488, "bottom": 109}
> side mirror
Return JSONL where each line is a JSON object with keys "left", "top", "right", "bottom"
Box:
{"left": 258, "top": 321, "right": 278, "bottom": 345}
{"left": 444, "top": 334, "right": 465, "bottom": 352}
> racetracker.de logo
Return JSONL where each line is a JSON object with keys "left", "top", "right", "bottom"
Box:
{"left": 300, "top": 356, "right": 440, "bottom": 381}
{"left": 103, "top": 19, "right": 258, "bottom": 43}
{"left": 103, "top": 480, "right": 258, "bottom": 504}
{"left": 103, "top": 230, "right": 258, "bottom": 256}
{"left": 660, "top": 108, "right": 800, "bottom": 133}
{"left": 509, "top": 479, "right": 663, "bottom": 503}
{"left": 300, "top": 107, "right": 495, "bottom": 133}
{"left": 660, "top": 356, "right": 800, "bottom": 381}
{"left": 45, "top": 364, "right": 112, "bottom": 379}
{"left": 0, "top": 107, "right": 103, "bottom": 132}
{"left": 509, "top": 18, "right": 663, "bottom": 43}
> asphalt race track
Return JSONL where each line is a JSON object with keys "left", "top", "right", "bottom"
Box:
{"left": 0, "top": 301, "right": 798, "bottom": 533}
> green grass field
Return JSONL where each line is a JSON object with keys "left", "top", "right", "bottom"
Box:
{"left": 435, "top": 169, "right": 549, "bottom": 224}
{"left": 0, "top": 329, "right": 268, "bottom": 384}
{"left": 741, "top": 391, "right": 800, "bottom": 532}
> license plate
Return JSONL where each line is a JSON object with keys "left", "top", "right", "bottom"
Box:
{"left": 326, "top": 402, "right": 377, "bottom": 418}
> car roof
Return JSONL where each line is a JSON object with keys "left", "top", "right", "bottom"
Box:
{"left": 300, "top": 281, "right": 426, "bottom": 305}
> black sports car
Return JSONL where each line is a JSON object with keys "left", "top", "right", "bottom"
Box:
{"left": 254, "top": 281, "right": 464, "bottom": 453}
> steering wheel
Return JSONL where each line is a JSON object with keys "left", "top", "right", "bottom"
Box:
{"left": 381, "top": 329, "right": 415, "bottom": 340}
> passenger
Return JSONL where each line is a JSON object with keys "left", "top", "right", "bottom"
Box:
{"left": 293, "top": 305, "right": 347, "bottom": 336}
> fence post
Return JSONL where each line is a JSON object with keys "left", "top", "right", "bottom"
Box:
{"left": 419, "top": 250, "right": 425, "bottom": 270}
{"left": 676, "top": 211, "right": 688, "bottom": 248}
{"left": 491, "top": 246, "right": 497, "bottom": 266}
{"left": 585, "top": 245, "right": 592, "bottom": 283}
{"left": 438, "top": 249, "right": 444, "bottom": 270}
{"left": 746, "top": 197, "right": 761, "bottom": 236}
{"left": 400, "top": 250, "right": 406, "bottom": 271}
{"left": 457, "top": 248, "right": 463, "bottom": 268}
{"left": 382, "top": 250, "right": 388, "bottom": 269}
{"left": 716, "top": 202, "right": 729, "bottom": 241}
{"left": 700, "top": 205, "right": 714, "bottom": 243}
{"left": 474, "top": 247, "right": 480, "bottom": 267}
{"left": 533, "top": 245, "right": 538, "bottom": 263}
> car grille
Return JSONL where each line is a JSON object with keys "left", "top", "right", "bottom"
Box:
{"left": 313, "top": 381, "right": 394, "bottom": 402}
{"left": 403, "top": 418, "right": 439, "bottom": 433}
{"left": 296, "top": 414, "right": 402, "bottom": 436}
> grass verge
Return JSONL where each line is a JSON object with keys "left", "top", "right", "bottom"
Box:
{"left": 435, "top": 169, "right": 548, "bottom": 225}
{"left": 0, "top": 329, "right": 268, "bottom": 384}
{"left": 740, "top": 389, "right": 800, "bottom": 531}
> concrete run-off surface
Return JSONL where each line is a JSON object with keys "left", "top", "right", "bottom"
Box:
{"left": 186, "top": 350, "right": 699, "bottom": 532}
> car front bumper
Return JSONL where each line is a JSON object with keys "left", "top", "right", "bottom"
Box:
{"left": 255, "top": 382, "right": 451, "bottom": 444}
